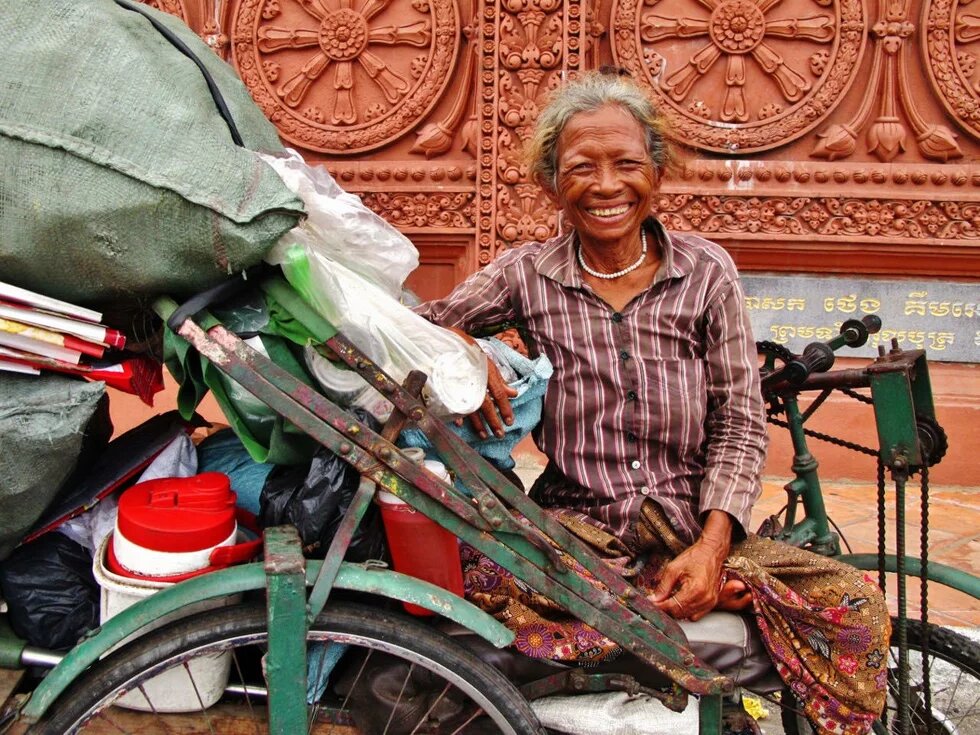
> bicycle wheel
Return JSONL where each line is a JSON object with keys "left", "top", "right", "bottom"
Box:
{"left": 781, "top": 618, "right": 980, "bottom": 735}
{"left": 33, "top": 601, "right": 543, "bottom": 734}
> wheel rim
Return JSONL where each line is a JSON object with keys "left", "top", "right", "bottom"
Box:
{"left": 65, "top": 629, "right": 525, "bottom": 734}
{"left": 885, "top": 641, "right": 980, "bottom": 735}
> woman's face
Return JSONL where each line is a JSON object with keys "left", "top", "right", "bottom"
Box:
{"left": 546, "top": 103, "right": 659, "bottom": 253}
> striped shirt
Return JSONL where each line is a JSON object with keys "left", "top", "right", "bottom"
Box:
{"left": 415, "top": 219, "right": 768, "bottom": 547}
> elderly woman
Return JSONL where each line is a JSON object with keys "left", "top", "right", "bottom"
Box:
{"left": 415, "top": 71, "right": 889, "bottom": 735}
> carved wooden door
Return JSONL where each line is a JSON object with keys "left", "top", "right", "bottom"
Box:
{"left": 150, "top": 0, "right": 979, "bottom": 301}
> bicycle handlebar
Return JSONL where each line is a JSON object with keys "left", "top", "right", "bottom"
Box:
{"left": 762, "top": 315, "right": 882, "bottom": 389}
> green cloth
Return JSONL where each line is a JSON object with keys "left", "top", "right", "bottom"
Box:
{"left": 164, "top": 302, "right": 318, "bottom": 466}
{"left": 0, "top": 0, "right": 304, "bottom": 306}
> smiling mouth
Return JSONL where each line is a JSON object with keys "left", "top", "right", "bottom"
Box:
{"left": 587, "top": 204, "right": 630, "bottom": 217}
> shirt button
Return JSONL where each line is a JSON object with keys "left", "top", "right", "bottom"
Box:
{"left": 612, "top": 312, "right": 623, "bottom": 323}
{"left": 626, "top": 432, "right": 637, "bottom": 443}
{"left": 620, "top": 350, "right": 630, "bottom": 360}
{"left": 630, "top": 460, "right": 641, "bottom": 470}
{"left": 627, "top": 390, "right": 638, "bottom": 401}
{"left": 640, "top": 486, "right": 651, "bottom": 495}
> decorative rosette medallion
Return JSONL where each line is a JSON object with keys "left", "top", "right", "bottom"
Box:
{"left": 232, "top": 0, "right": 460, "bottom": 153}
{"left": 611, "top": 0, "right": 868, "bottom": 153}
{"left": 923, "top": 0, "right": 980, "bottom": 139}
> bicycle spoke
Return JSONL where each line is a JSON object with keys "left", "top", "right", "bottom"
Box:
{"left": 230, "top": 648, "right": 262, "bottom": 734}
{"left": 409, "top": 681, "right": 453, "bottom": 735}
{"left": 382, "top": 662, "right": 416, "bottom": 734}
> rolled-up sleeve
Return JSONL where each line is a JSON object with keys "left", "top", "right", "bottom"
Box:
{"left": 413, "top": 257, "right": 518, "bottom": 333}
{"left": 698, "top": 277, "right": 768, "bottom": 539}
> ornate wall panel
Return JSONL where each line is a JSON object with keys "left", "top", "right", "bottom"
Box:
{"left": 156, "top": 0, "right": 979, "bottom": 287}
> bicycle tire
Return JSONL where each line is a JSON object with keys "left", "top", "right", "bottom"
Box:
{"left": 780, "top": 618, "right": 980, "bottom": 735}
{"left": 32, "top": 601, "right": 544, "bottom": 734}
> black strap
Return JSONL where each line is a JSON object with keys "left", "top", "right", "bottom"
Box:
{"left": 112, "top": 0, "right": 244, "bottom": 147}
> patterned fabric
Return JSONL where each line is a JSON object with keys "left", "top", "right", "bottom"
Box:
{"left": 414, "top": 219, "right": 767, "bottom": 546}
{"left": 461, "top": 501, "right": 890, "bottom": 735}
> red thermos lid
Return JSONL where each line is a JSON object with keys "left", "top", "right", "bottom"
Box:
{"left": 116, "top": 472, "right": 237, "bottom": 553}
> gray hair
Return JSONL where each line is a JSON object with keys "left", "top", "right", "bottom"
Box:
{"left": 526, "top": 71, "right": 673, "bottom": 191}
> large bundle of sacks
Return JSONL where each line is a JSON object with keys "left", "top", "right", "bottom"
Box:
{"left": 0, "top": 0, "right": 305, "bottom": 560}
{"left": 0, "top": 0, "right": 305, "bottom": 306}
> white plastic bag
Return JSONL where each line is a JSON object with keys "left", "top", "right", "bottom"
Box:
{"left": 262, "top": 150, "right": 487, "bottom": 416}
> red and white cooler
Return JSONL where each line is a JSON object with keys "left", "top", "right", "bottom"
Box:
{"left": 93, "top": 472, "right": 249, "bottom": 712}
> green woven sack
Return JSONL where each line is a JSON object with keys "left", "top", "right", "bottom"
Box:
{"left": 0, "top": 374, "right": 110, "bottom": 561}
{"left": 0, "top": 0, "right": 305, "bottom": 306}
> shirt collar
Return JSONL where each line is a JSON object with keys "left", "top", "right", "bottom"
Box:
{"left": 533, "top": 216, "right": 691, "bottom": 287}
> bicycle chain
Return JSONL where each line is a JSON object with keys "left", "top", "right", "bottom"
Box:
{"left": 757, "top": 340, "right": 881, "bottom": 456}
{"left": 765, "top": 409, "right": 879, "bottom": 457}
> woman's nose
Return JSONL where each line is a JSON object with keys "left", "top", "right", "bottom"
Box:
{"left": 594, "top": 164, "right": 621, "bottom": 193}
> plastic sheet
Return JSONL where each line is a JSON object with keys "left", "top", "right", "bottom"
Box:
{"left": 262, "top": 150, "right": 487, "bottom": 417}
{"left": 0, "top": 533, "right": 99, "bottom": 650}
{"left": 258, "top": 410, "right": 385, "bottom": 561}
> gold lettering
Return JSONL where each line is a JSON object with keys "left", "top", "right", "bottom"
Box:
{"left": 859, "top": 298, "right": 880, "bottom": 314}
{"left": 906, "top": 331, "right": 926, "bottom": 348}
{"left": 905, "top": 290, "right": 928, "bottom": 316}
{"left": 745, "top": 296, "right": 761, "bottom": 310}
{"left": 928, "top": 301, "right": 951, "bottom": 317}
{"left": 797, "top": 326, "right": 815, "bottom": 338}
{"left": 770, "top": 325, "right": 796, "bottom": 343}
{"left": 816, "top": 327, "right": 835, "bottom": 340}
{"left": 823, "top": 297, "right": 835, "bottom": 313}
{"left": 786, "top": 298, "right": 806, "bottom": 311}
{"left": 836, "top": 295, "right": 857, "bottom": 314}
{"left": 926, "top": 331, "right": 955, "bottom": 351}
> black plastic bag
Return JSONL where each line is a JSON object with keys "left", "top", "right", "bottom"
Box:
{"left": 0, "top": 533, "right": 99, "bottom": 650}
{"left": 259, "top": 410, "right": 385, "bottom": 561}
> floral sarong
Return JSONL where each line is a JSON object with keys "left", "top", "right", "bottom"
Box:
{"left": 459, "top": 502, "right": 890, "bottom": 735}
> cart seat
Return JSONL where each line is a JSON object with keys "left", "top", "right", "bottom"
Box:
{"left": 441, "top": 610, "right": 782, "bottom": 694}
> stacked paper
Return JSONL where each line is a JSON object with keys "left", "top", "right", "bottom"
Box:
{"left": 0, "top": 281, "right": 126, "bottom": 375}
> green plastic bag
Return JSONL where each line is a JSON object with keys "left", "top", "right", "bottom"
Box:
{"left": 0, "top": 0, "right": 305, "bottom": 306}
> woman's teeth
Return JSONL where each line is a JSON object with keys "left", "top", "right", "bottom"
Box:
{"left": 588, "top": 204, "right": 629, "bottom": 217}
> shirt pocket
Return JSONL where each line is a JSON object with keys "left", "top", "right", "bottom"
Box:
{"left": 642, "top": 358, "right": 707, "bottom": 454}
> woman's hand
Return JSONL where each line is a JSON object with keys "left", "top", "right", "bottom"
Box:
{"left": 716, "top": 577, "right": 753, "bottom": 612}
{"left": 649, "top": 511, "right": 733, "bottom": 621}
{"left": 446, "top": 328, "right": 517, "bottom": 438}
{"left": 468, "top": 358, "right": 517, "bottom": 438}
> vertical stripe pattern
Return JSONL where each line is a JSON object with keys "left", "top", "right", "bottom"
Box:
{"left": 415, "top": 220, "right": 768, "bottom": 545}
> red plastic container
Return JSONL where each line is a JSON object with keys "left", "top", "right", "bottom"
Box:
{"left": 110, "top": 472, "right": 238, "bottom": 579}
{"left": 377, "top": 460, "right": 465, "bottom": 616}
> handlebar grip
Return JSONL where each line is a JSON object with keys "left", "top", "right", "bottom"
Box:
{"left": 839, "top": 314, "right": 882, "bottom": 348}
{"left": 784, "top": 342, "right": 836, "bottom": 385}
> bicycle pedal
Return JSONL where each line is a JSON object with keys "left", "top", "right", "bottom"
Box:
{"left": 756, "top": 514, "right": 783, "bottom": 538}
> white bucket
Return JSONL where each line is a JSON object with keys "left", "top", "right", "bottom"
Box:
{"left": 93, "top": 534, "right": 240, "bottom": 712}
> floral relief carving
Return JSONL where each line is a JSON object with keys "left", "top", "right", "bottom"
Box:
{"left": 477, "top": 0, "right": 570, "bottom": 259}
{"left": 140, "top": 0, "right": 189, "bottom": 20}
{"left": 812, "top": 0, "right": 963, "bottom": 162}
{"left": 360, "top": 192, "right": 476, "bottom": 227}
{"left": 923, "top": 0, "right": 980, "bottom": 138}
{"left": 232, "top": 0, "right": 460, "bottom": 153}
{"left": 611, "top": 0, "right": 867, "bottom": 152}
{"left": 655, "top": 194, "right": 980, "bottom": 238}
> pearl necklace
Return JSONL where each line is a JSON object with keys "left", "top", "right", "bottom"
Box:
{"left": 577, "top": 229, "right": 648, "bottom": 280}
